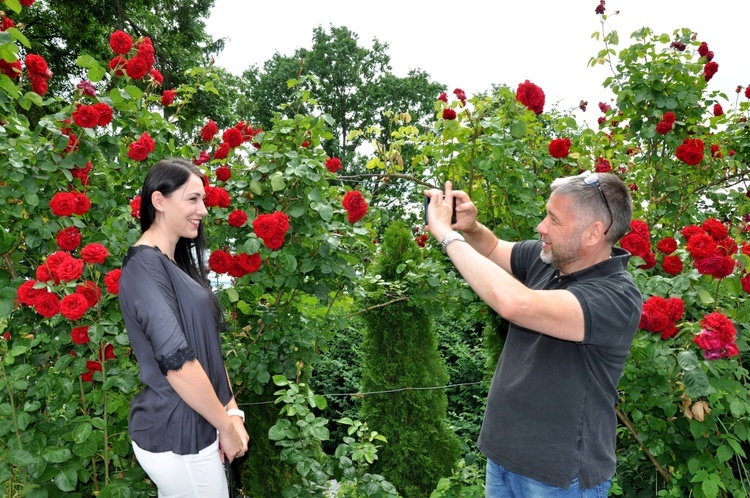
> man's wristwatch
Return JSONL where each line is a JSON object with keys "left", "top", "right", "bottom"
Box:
{"left": 227, "top": 408, "right": 245, "bottom": 423}
{"left": 440, "top": 230, "right": 465, "bottom": 252}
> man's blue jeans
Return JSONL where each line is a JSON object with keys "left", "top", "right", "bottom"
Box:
{"left": 485, "top": 459, "right": 612, "bottom": 497}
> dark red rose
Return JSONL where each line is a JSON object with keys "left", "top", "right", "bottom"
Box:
{"left": 161, "top": 89, "right": 176, "bottom": 106}
{"left": 215, "top": 166, "right": 231, "bottom": 182}
{"left": 76, "top": 281, "right": 102, "bottom": 307}
{"left": 125, "top": 56, "right": 149, "bottom": 79}
{"left": 620, "top": 233, "right": 650, "bottom": 259}
{"left": 515, "top": 80, "right": 545, "bottom": 114}
{"left": 34, "top": 291, "right": 60, "bottom": 318}
{"left": 130, "top": 195, "right": 141, "bottom": 218}
{"left": 93, "top": 102, "right": 113, "bottom": 126}
{"left": 81, "top": 360, "right": 102, "bottom": 382}
{"left": 127, "top": 132, "right": 155, "bottom": 161}
{"left": 228, "top": 252, "right": 261, "bottom": 277}
{"left": 104, "top": 269, "right": 121, "bottom": 294}
{"left": 324, "top": 157, "right": 342, "bottom": 173}
{"left": 72, "top": 105, "right": 100, "bottom": 128}
{"left": 25, "top": 53, "right": 48, "bottom": 75}
{"left": 686, "top": 233, "right": 717, "bottom": 259}
{"left": 209, "top": 250, "right": 232, "bottom": 274}
{"left": 548, "top": 138, "right": 571, "bottom": 159}
{"left": 16, "top": 279, "right": 41, "bottom": 306}
{"left": 60, "top": 293, "right": 89, "bottom": 320}
{"left": 442, "top": 108, "right": 457, "bottom": 120}
{"left": 680, "top": 224, "right": 705, "bottom": 242}
{"left": 662, "top": 255, "right": 683, "bottom": 276}
{"left": 50, "top": 192, "right": 77, "bottom": 217}
{"left": 201, "top": 120, "right": 219, "bottom": 142}
{"left": 109, "top": 30, "right": 133, "bottom": 55}
{"left": 81, "top": 243, "right": 109, "bottom": 264}
{"left": 73, "top": 192, "right": 91, "bottom": 215}
{"left": 109, "top": 56, "right": 127, "bottom": 76}
{"left": 656, "top": 237, "right": 677, "bottom": 255}
{"left": 701, "top": 217, "right": 727, "bottom": 240}
{"left": 213, "top": 141, "right": 230, "bottom": 160}
{"left": 56, "top": 226, "right": 82, "bottom": 251}
{"left": 655, "top": 121, "right": 672, "bottom": 135}
{"left": 227, "top": 210, "right": 248, "bottom": 228}
{"left": 222, "top": 128, "right": 244, "bottom": 148}
{"left": 253, "top": 211, "right": 291, "bottom": 250}
{"left": 703, "top": 61, "right": 719, "bottom": 82}
{"left": 342, "top": 191, "right": 368, "bottom": 224}
{"left": 71, "top": 326, "right": 90, "bottom": 344}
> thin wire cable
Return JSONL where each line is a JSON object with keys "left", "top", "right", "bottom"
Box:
{"left": 237, "top": 381, "right": 484, "bottom": 407}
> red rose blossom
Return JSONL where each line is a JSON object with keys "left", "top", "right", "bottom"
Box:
{"left": 515, "top": 80, "right": 545, "bottom": 114}
{"left": 208, "top": 250, "right": 232, "bottom": 274}
{"left": 71, "top": 326, "right": 90, "bottom": 344}
{"left": 442, "top": 108, "right": 457, "bottom": 120}
{"left": 104, "top": 269, "right": 121, "bottom": 294}
{"left": 253, "top": 211, "right": 291, "bottom": 250}
{"left": 109, "top": 56, "right": 126, "bottom": 76}
{"left": 81, "top": 360, "right": 102, "bottom": 382}
{"left": 72, "top": 105, "right": 100, "bottom": 129}
{"left": 34, "top": 291, "right": 60, "bottom": 318}
{"left": 680, "top": 224, "right": 704, "bottom": 242}
{"left": 324, "top": 157, "right": 343, "bottom": 173}
{"left": 93, "top": 102, "right": 113, "bottom": 126}
{"left": 655, "top": 121, "right": 673, "bottom": 135}
{"left": 222, "top": 128, "right": 244, "bottom": 148}
{"left": 16, "top": 279, "right": 41, "bottom": 306}
{"left": 76, "top": 281, "right": 102, "bottom": 307}
{"left": 109, "top": 30, "right": 133, "bottom": 55}
{"left": 686, "top": 233, "right": 716, "bottom": 259}
{"left": 50, "top": 192, "right": 77, "bottom": 217}
{"left": 161, "top": 89, "right": 176, "bottom": 106}
{"left": 227, "top": 210, "right": 248, "bottom": 227}
{"left": 228, "top": 253, "right": 261, "bottom": 277}
{"left": 701, "top": 218, "right": 727, "bottom": 240}
{"left": 342, "top": 190, "right": 368, "bottom": 224}
{"left": 675, "top": 138, "right": 704, "bottom": 165}
{"left": 201, "top": 120, "right": 219, "bottom": 142}
{"left": 656, "top": 237, "right": 677, "bottom": 255}
{"left": 74, "top": 192, "right": 91, "bottom": 215}
{"left": 127, "top": 132, "right": 155, "bottom": 161}
{"left": 57, "top": 226, "right": 82, "bottom": 251}
{"left": 125, "top": 56, "right": 149, "bottom": 79}
{"left": 215, "top": 166, "right": 231, "bottom": 182}
{"left": 662, "top": 255, "right": 683, "bottom": 275}
{"left": 81, "top": 243, "right": 109, "bottom": 264}
{"left": 130, "top": 195, "right": 141, "bottom": 218}
{"left": 60, "top": 293, "right": 89, "bottom": 320}
{"left": 703, "top": 61, "right": 719, "bottom": 82}
{"left": 213, "top": 141, "right": 230, "bottom": 160}
{"left": 548, "top": 138, "right": 571, "bottom": 159}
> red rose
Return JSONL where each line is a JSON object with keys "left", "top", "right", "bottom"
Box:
{"left": 666, "top": 297, "right": 684, "bottom": 322}
{"left": 149, "top": 68, "right": 163, "bottom": 85}
{"left": 50, "top": 192, "right": 77, "bottom": 217}
{"left": 662, "top": 255, "right": 683, "bottom": 276}
{"left": 745, "top": 86, "right": 750, "bottom": 99}
{"left": 662, "top": 112, "right": 676, "bottom": 124}
{"left": 104, "top": 269, "right": 121, "bottom": 294}
{"left": 127, "top": 132, "right": 155, "bottom": 161}
{"left": 228, "top": 253, "right": 261, "bottom": 277}
{"left": 55, "top": 255, "right": 84, "bottom": 282}
{"left": 56, "top": 226, "right": 82, "bottom": 251}
{"left": 639, "top": 296, "right": 671, "bottom": 334}
{"left": 695, "top": 255, "right": 734, "bottom": 279}
{"left": 324, "top": 157, "right": 342, "bottom": 173}
{"left": 548, "top": 138, "right": 571, "bottom": 159}
{"left": 213, "top": 141, "right": 230, "bottom": 160}
{"left": 715, "top": 236, "right": 738, "bottom": 256}
{"left": 74, "top": 192, "right": 91, "bottom": 215}
{"left": 125, "top": 56, "right": 149, "bottom": 79}
{"left": 81, "top": 360, "right": 102, "bottom": 382}
{"left": 76, "top": 281, "right": 102, "bottom": 307}
{"left": 713, "top": 103, "right": 723, "bottom": 116}
{"left": 72, "top": 105, "right": 100, "bottom": 129}
{"left": 109, "top": 56, "right": 126, "bottom": 76}
{"left": 100, "top": 344, "right": 116, "bottom": 362}
{"left": 655, "top": 121, "right": 672, "bottom": 135}
{"left": 698, "top": 42, "right": 709, "bottom": 57}
{"left": 686, "top": 233, "right": 717, "bottom": 259}
{"left": 253, "top": 211, "right": 291, "bottom": 250}
{"left": 81, "top": 243, "right": 109, "bottom": 264}
{"left": 676, "top": 138, "right": 703, "bottom": 165}
{"left": 438, "top": 92, "right": 448, "bottom": 103}
{"left": 228, "top": 210, "right": 248, "bottom": 228}
{"left": 93, "top": 102, "right": 113, "bottom": 126}
{"left": 72, "top": 161, "right": 92, "bottom": 186}
{"left": 215, "top": 165, "right": 231, "bottom": 182}
{"left": 60, "top": 293, "right": 89, "bottom": 320}
{"left": 515, "top": 80, "right": 545, "bottom": 114}
{"left": 130, "top": 195, "right": 141, "bottom": 218}
{"left": 201, "top": 120, "right": 219, "bottom": 142}
{"left": 0, "top": 59, "right": 22, "bottom": 79}
{"left": 34, "top": 291, "right": 60, "bottom": 318}
{"left": 30, "top": 74, "right": 49, "bottom": 96}
{"left": 594, "top": 157, "right": 611, "bottom": 173}
{"left": 208, "top": 250, "right": 232, "bottom": 274}
{"left": 680, "top": 224, "right": 704, "bottom": 242}
{"left": 222, "top": 128, "right": 244, "bottom": 148}
{"left": 703, "top": 61, "right": 719, "bottom": 82}
{"left": 619, "top": 233, "right": 650, "bottom": 259}
{"left": 109, "top": 30, "right": 133, "bottom": 55}
{"left": 161, "top": 89, "right": 176, "bottom": 106}
{"left": 25, "top": 53, "right": 48, "bottom": 75}
{"left": 136, "top": 38, "right": 155, "bottom": 68}
{"left": 656, "top": 237, "right": 677, "bottom": 254}
{"left": 741, "top": 274, "right": 750, "bottom": 294}
{"left": 442, "top": 108, "right": 457, "bottom": 120}
{"left": 16, "top": 279, "right": 42, "bottom": 306}
{"left": 342, "top": 190, "right": 368, "bottom": 224}
{"left": 71, "top": 326, "right": 90, "bottom": 345}
{"left": 701, "top": 217, "right": 727, "bottom": 240}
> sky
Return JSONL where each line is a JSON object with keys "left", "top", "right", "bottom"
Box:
{"left": 205, "top": 0, "right": 749, "bottom": 126}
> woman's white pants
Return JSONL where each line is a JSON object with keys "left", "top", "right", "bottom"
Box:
{"left": 132, "top": 438, "right": 229, "bottom": 498}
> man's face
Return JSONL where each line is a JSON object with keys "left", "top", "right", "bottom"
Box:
{"left": 536, "top": 193, "right": 585, "bottom": 271}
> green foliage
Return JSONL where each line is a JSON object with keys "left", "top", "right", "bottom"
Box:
{"left": 359, "top": 222, "right": 461, "bottom": 497}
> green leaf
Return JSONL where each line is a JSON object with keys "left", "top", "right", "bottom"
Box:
{"left": 677, "top": 351, "right": 699, "bottom": 371}
{"left": 43, "top": 447, "right": 71, "bottom": 464}
{"left": 76, "top": 54, "right": 100, "bottom": 69}
{"left": 6, "top": 27, "right": 30, "bottom": 48}
{"left": 716, "top": 444, "right": 733, "bottom": 463}
{"left": 697, "top": 288, "right": 714, "bottom": 305}
{"left": 683, "top": 368, "right": 711, "bottom": 398}
{"left": 270, "top": 173, "right": 286, "bottom": 191}
{"left": 9, "top": 449, "right": 34, "bottom": 466}
{"left": 72, "top": 422, "right": 93, "bottom": 444}
{"left": 53, "top": 465, "right": 78, "bottom": 492}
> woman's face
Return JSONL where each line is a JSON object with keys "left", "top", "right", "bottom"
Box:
{"left": 159, "top": 173, "right": 207, "bottom": 240}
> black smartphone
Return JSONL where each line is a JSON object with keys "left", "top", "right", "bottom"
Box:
{"left": 424, "top": 196, "right": 457, "bottom": 224}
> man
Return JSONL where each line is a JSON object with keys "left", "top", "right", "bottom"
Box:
{"left": 425, "top": 172, "right": 642, "bottom": 497}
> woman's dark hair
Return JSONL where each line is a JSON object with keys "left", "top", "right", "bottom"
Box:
{"left": 140, "top": 158, "right": 224, "bottom": 326}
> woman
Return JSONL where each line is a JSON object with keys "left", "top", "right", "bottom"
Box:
{"left": 119, "top": 158, "right": 249, "bottom": 497}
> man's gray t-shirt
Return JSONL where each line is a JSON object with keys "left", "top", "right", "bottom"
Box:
{"left": 477, "top": 240, "right": 642, "bottom": 489}
{"left": 119, "top": 245, "right": 232, "bottom": 455}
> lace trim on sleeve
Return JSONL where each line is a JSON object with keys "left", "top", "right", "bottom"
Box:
{"left": 157, "top": 347, "right": 198, "bottom": 375}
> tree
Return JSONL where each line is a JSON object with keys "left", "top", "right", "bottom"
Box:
{"left": 360, "top": 221, "right": 461, "bottom": 497}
